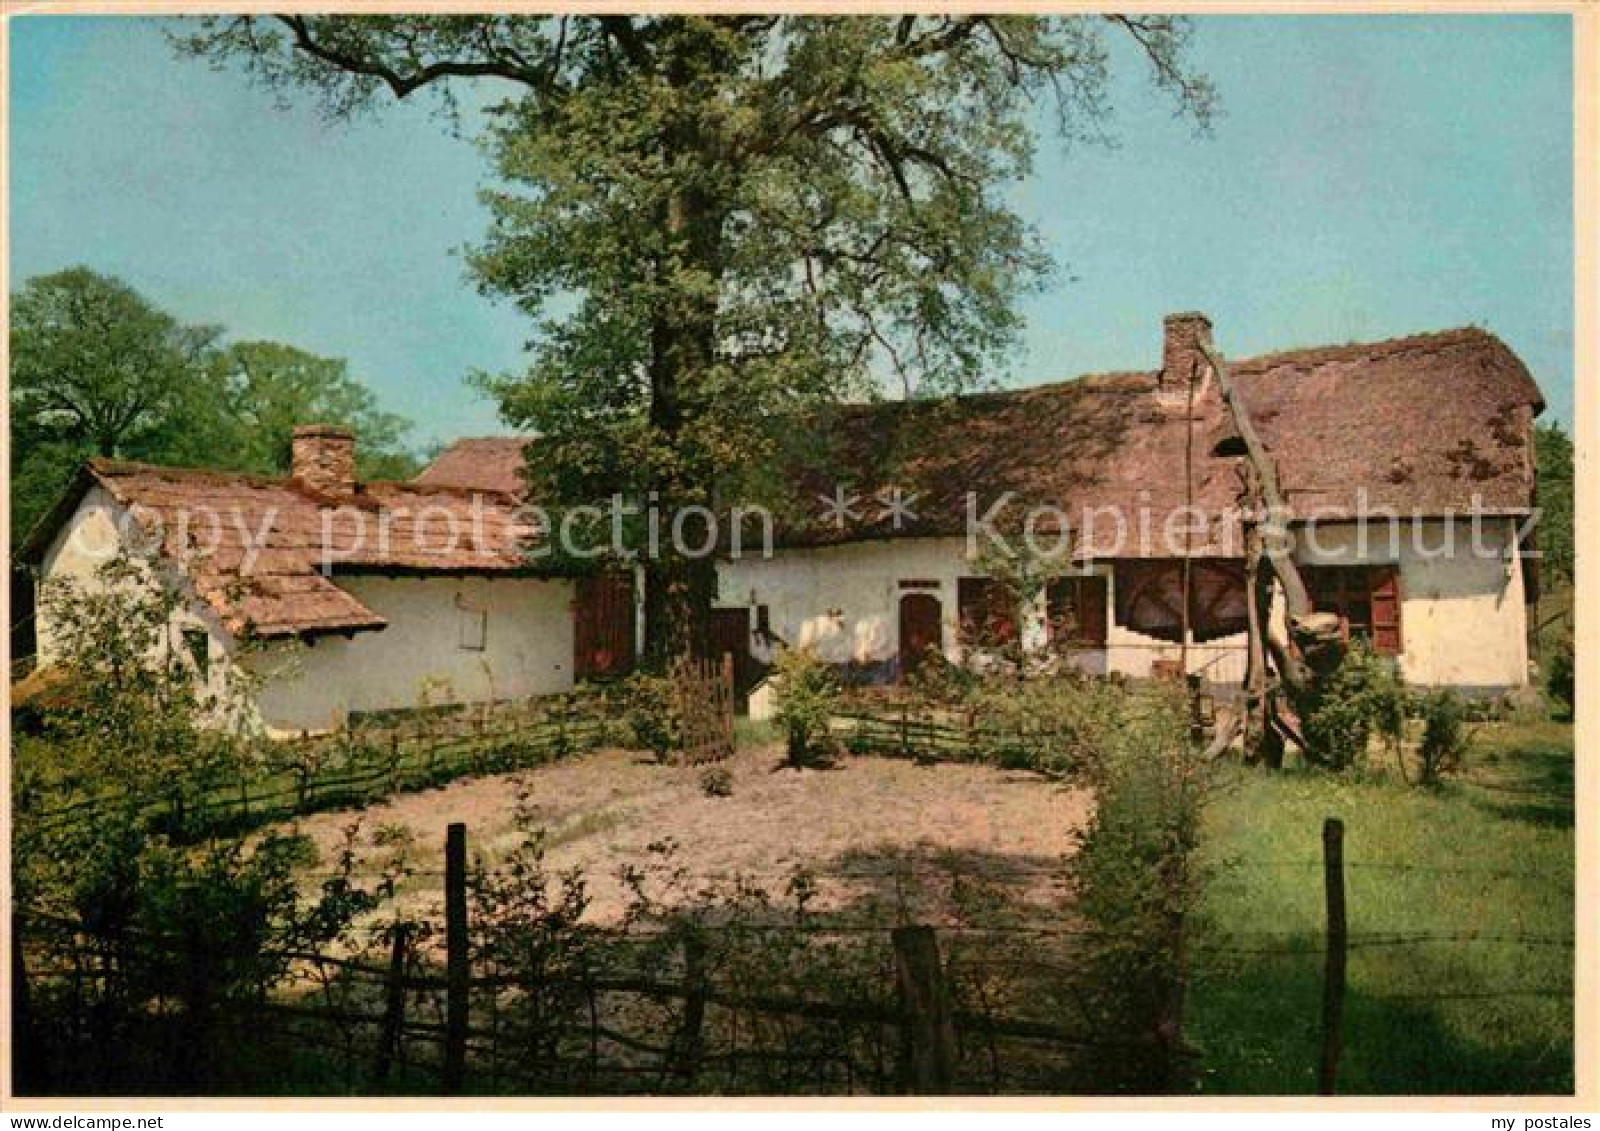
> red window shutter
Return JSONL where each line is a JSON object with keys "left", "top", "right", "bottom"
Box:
{"left": 1369, "top": 566, "right": 1403, "bottom": 655}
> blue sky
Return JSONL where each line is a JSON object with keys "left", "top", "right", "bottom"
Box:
{"left": 9, "top": 14, "right": 1574, "bottom": 450}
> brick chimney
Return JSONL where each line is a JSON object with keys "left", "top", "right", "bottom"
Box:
{"left": 291, "top": 424, "right": 356, "bottom": 496}
{"left": 1160, "top": 312, "right": 1213, "bottom": 391}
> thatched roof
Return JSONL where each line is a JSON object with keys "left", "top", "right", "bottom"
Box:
{"left": 423, "top": 325, "right": 1543, "bottom": 555}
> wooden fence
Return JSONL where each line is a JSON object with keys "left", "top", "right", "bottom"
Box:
{"left": 14, "top": 821, "right": 1152, "bottom": 1097}
{"left": 25, "top": 688, "right": 620, "bottom": 837}
{"left": 672, "top": 653, "right": 735, "bottom": 765}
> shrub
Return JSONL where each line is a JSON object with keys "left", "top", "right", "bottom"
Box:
{"left": 1302, "top": 641, "right": 1407, "bottom": 770}
{"left": 965, "top": 672, "right": 1131, "bottom": 779}
{"left": 619, "top": 670, "right": 682, "bottom": 761}
{"left": 1416, "top": 688, "right": 1470, "bottom": 786}
{"left": 1068, "top": 687, "right": 1199, "bottom": 1091}
{"left": 699, "top": 765, "right": 734, "bottom": 797}
{"left": 771, "top": 646, "right": 840, "bottom": 767}
{"left": 1546, "top": 637, "right": 1574, "bottom": 720}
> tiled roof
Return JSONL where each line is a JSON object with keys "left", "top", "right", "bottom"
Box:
{"left": 415, "top": 438, "right": 532, "bottom": 495}
{"left": 26, "top": 461, "right": 540, "bottom": 640}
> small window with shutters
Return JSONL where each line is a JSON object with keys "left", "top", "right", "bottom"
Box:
{"left": 1304, "top": 565, "right": 1403, "bottom": 655}
{"left": 1046, "top": 575, "right": 1109, "bottom": 647}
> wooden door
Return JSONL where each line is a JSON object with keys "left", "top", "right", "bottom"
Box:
{"left": 574, "top": 573, "right": 636, "bottom": 680}
{"left": 706, "top": 608, "right": 761, "bottom": 707}
{"left": 899, "top": 592, "right": 943, "bottom": 679}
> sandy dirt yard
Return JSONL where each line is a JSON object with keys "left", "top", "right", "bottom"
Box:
{"left": 291, "top": 745, "right": 1093, "bottom": 926}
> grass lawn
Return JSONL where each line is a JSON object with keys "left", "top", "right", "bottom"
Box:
{"left": 1187, "top": 718, "right": 1575, "bottom": 1095}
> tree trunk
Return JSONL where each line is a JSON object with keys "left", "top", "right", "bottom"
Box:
{"left": 640, "top": 39, "right": 727, "bottom": 663}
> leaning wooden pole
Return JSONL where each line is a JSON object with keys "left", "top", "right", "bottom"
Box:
{"left": 1199, "top": 341, "right": 1345, "bottom": 724}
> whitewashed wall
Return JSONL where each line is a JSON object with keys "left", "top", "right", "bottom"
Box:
{"left": 1292, "top": 517, "right": 1529, "bottom": 690}
{"left": 718, "top": 538, "right": 1105, "bottom": 672}
{"left": 35, "top": 485, "right": 233, "bottom": 706}
{"left": 246, "top": 575, "right": 576, "bottom": 733}
{"left": 37, "top": 487, "right": 578, "bottom": 734}
{"left": 718, "top": 520, "right": 1531, "bottom": 691}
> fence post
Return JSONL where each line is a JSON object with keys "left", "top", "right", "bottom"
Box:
{"left": 443, "top": 822, "right": 469, "bottom": 1094}
{"left": 12, "top": 910, "right": 41, "bottom": 1092}
{"left": 722, "top": 651, "right": 735, "bottom": 751}
{"left": 673, "top": 934, "right": 708, "bottom": 1083}
{"left": 371, "top": 922, "right": 411, "bottom": 1088}
{"left": 1319, "top": 816, "right": 1347, "bottom": 1095}
{"left": 892, "top": 925, "right": 956, "bottom": 1094}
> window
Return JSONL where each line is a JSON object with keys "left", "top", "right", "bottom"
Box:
{"left": 182, "top": 628, "right": 210, "bottom": 682}
{"left": 457, "top": 602, "right": 488, "bottom": 651}
{"left": 1304, "top": 565, "right": 1402, "bottom": 654}
{"left": 957, "top": 577, "right": 1016, "bottom": 646}
{"left": 1046, "top": 575, "right": 1108, "bottom": 647}
{"left": 1114, "top": 560, "right": 1249, "bottom": 643}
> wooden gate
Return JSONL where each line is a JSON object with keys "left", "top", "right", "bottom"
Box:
{"left": 670, "top": 653, "right": 735, "bottom": 764}
{"left": 575, "top": 573, "right": 636, "bottom": 680}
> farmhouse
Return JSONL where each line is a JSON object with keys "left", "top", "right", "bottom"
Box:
{"left": 21, "top": 313, "right": 1544, "bottom": 732}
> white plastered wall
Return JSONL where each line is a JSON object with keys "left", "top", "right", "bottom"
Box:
{"left": 245, "top": 574, "right": 576, "bottom": 733}
{"left": 37, "top": 487, "right": 579, "bottom": 733}
{"left": 1290, "top": 517, "right": 1529, "bottom": 690}
{"left": 716, "top": 537, "right": 1106, "bottom": 673}
{"left": 35, "top": 485, "right": 234, "bottom": 707}
{"left": 718, "top": 520, "right": 1531, "bottom": 691}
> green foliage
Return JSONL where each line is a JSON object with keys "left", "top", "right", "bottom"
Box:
{"left": 1415, "top": 688, "right": 1470, "bottom": 786}
{"left": 29, "top": 556, "right": 259, "bottom": 823}
{"left": 699, "top": 764, "right": 734, "bottom": 797}
{"left": 619, "top": 670, "right": 683, "bottom": 761}
{"left": 1534, "top": 422, "right": 1573, "bottom": 586}
{"left": 771, "top": 646, "right": 841, "bottom": 765}
{"left": 1302, "top": 641, "right": 1408, "bottom": 770}
{"left": 9, "top": 267, "right": 417, "bottom": 551}
{"left": 207, "top": 341, "right": 418, "bottom": 480}
{"left": 467, "top": 795, "right": 598, "bottom": 1069}
{"left": 1068, "top": 686, "right": 1199, "bottom": 1091}
{"left": 965, "top": 674, "right": 1146, "bottom": 779}
{"left": 175, "top": 14, "right": 1214, "bottom": 653}
{"left": 13, "top": 561, "right": 394, "bottom": 1093}
{"left": 1546, "top": 636, "right": 1574, "bottom": 720}
{"left": 9, "top": 267, "right": 218, "bottom": 539}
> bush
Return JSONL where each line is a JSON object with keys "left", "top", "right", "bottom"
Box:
{"left": 963, "top": 673, "right": 1130, "bottom": 779}
{"left": 1416, "top": 688, "right": 1470, "bottom": 786}
{"left": 619, "top": 671, "right": 682, "bottom": 761}
{"left": 1068, "top": 687, "right": 1199, "bottom": 1091}
{"left": 771, "top": 646, "right": 840, "bottom": 767}
{"left": 1546, "top": 637, "right": 1574, "bottom": 720}
{"left": 699, "top": 765, "right": 734, "bottom": 797}
{"left": 1302, "top": 641, "right": 1407, "bottom": 770}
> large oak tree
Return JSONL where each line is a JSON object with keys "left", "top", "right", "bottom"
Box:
{"left": 177, "top": 14, "right": 1214, "bottom": 658}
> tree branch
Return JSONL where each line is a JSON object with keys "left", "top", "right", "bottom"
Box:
{"left": 276, "top": 15, "right": 544, "bottom": 96}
